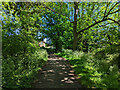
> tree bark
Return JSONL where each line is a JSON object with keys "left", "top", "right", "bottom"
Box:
{"left": 73, "top": 2, "right": 78, "bottom": 51}
{"left": 118, "top": 3, "right": 120, "bottom": 39}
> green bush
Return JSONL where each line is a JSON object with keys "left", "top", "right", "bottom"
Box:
{"left": 2, "top": 49, "right": 48, "bottom": 88}
{"left": 57, "top": 49, "right": 120, "bottom": 88}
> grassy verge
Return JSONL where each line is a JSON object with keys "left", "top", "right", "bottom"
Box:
{"left": 56, "top": 48, "right": 120, "bottom": 88}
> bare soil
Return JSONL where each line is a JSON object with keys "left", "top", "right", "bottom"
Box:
{"left": 32, "top": 54, "right": 82, "bottom": 88}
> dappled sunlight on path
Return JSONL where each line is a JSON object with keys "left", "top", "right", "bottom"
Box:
{"left": 32, "top": 54, "right": 82, "bottom": 88}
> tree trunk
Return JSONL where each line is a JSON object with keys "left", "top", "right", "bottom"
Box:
{"left": 73, "top": 2, "right": 78, "bottom": 51}
{"left": 118, "top": 3, "right": 120, "bottom": 69}
{"left": 55, "top": 41, "right": 58, "bottom": 53}
{"left": 55, "top": 32, "right": 62, "bottom": 53}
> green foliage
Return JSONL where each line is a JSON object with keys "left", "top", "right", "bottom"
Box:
{"left": 2, "top": 2, "right": 120, "bottom": 88}
{"left": 57, "top": 48, "right": 120, "bottom": 88}
{"left": 2, "top": 49, "right": 48, "bottom": 88}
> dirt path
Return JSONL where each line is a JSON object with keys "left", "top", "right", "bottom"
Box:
{"left": 32, "top": 54, "right": 82, "bottom": 88}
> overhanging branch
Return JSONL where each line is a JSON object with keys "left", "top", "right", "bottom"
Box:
{"left": 97, "top": 22, "right": 115, "bottom": 27}
{"left": 104, "top": 2, "right": 119, "bottom": 18}
{"left": 78, "top": 17, "right": 119, "bottom": 34}
{"left": 109, "top": 9, "right": 120, "bottom": 15}
{"left": 103, "top": 2, "right": 110, "bottom": 19}
{"left": 78, "top": 19, "right": 107, "bottom": 34}
{"left": 107, "top": 18, "right": 119, "bottom": 25}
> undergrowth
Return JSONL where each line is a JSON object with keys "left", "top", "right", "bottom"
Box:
{"left": 2, "top": 49, "right": 48, "bottom": 88}
{"left": 56, "top": 46, "right": 120, "bottom": 88}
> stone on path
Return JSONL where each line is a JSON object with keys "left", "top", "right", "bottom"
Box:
{"left": 32, "top": 54, "right": 82, "bottom": 88}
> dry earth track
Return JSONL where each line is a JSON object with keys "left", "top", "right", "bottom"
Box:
{"left": 32, "top": 54, "right": 83, "bottom": 89}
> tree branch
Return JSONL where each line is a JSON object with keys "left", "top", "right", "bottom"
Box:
{"left": 103, "top": 2, "right": 110, "bottom": 19}
{"left": 77, "top": 2, "right": 119, "bottom": 34}
{"left": 109, "top": 9, "right": 120, "bottom": 15}
{"left": 107, "top": 18, "right": 119, "bottom": 25}
{"left": 97, "top": 22, "right": 115, "bottom": 27}
{"left": 104, "top": 2, "right": 119, "bottom": 18}
{"left": 93, "top": 18, "right": 115, "bottom": 27}
{"left": 78, "top": 17, "right": 119, "bottom": 34}
{"left": 78, "top": 19, "right": 107, "bottom": 34}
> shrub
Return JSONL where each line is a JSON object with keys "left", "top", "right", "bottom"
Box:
{"left": 2, "top": 49, "right": 48, "bottom": 88}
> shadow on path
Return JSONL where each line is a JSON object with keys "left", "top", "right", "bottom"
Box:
{"left": 32, "top": 54, "right": 82, "bottom": 88}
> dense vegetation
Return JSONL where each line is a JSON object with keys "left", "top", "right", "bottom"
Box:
{"left": 2, "top": 1, "right": 120, "bottom": 88}
{"left": 2, "top": 2, "right": 49, "bottom": 88}
{"left": 56, "top": 46, "right": 120, "bottom": 88}
{"left": 3, "top": 49, "right": 48, "bottom": 88}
